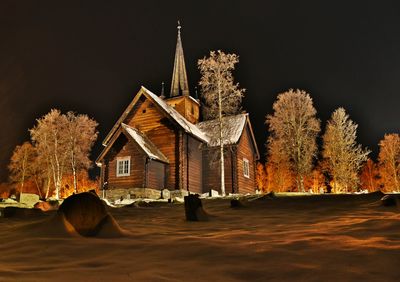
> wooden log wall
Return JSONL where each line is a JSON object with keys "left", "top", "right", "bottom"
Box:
{"left": 125, "top": 96, "right": 179, "bottom": 190}
{"left": 236, "top": 126, "right": 257, "bottom": 194}
{"left": 202, "top": 147, "right": 233, "bottom": 194}
{"left": 105, "top": 134, "right": 146, "bottom": 189}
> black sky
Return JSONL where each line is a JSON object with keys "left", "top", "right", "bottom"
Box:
{"left": 0, "top": 0, "right": 399, "bottom": 182}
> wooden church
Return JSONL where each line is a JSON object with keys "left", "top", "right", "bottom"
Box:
{"left": 96, "top": 24, "right": 259, "bottom": 199}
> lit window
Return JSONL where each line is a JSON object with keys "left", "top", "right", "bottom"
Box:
{"left": 243, "top": 158, "right": 250, "bottom": 178}
{"left": 116, "top": 156, "right": 130, "bottom": 177}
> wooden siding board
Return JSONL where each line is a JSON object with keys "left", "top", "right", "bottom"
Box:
{"left": 202, "top": 147, "right": 233, "bottom": 194}
{"left": 236, "top": 125, "right": 256, "bottom": 194}
{"left": 105, "top": 134, "right": 146, "bottom": 189}
{"left": 124, "top": 96, "right": 180, "bottom": 190}
{"left": 147, "top": 160, "right": 166, "bottom": 190}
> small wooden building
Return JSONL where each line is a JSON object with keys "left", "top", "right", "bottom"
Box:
{"left": 96, "top": 24, "right": 259, "bottom": 198}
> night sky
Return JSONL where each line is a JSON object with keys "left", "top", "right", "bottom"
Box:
{"left": 0, "top": 0, "right": 399, "bottom": 182}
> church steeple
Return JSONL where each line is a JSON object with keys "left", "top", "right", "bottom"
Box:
{"left": 170, "top": 21, "right": 189, "bottom": 97}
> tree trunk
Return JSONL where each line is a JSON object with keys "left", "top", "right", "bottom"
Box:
{"left": 218, "top": 77, "right": 225, "bottom": 196}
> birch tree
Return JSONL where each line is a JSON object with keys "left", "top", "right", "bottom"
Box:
{"left": 8, "top": 142, "right": 36, "bottom": 198}
{"left": 378, "top": 133, "right": 400, "bottom": 192}
{"left": 65, "top": 111, "right": 98, "bottom": 193}
{"left": 266, "top": 89, "right": 320, "bottom": 192}
{"left": 198, "top": 50, "right": 245, "bottom": 196}
{"left": 30, "top": 109, "right": 68, "bottom": 199}
{"left": 322, "top": 108, "right": 369, "bottom": 193}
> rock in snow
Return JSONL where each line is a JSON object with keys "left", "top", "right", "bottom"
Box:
{"left": 58, "top": 191, "right": 125, "bottom": 237}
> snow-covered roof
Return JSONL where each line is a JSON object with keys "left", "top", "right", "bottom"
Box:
{"left": 196, "top": 114, "right": 248, "bottom": 147}
{"left": 122, "top": 123, "right": 169, "bottom": 163}
{"left": 142, "top": 86, "right": 209, "bottom": 143}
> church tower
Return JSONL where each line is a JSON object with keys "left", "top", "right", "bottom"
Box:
{"left": 165, "top": 22, "right": 200, "bottom": 124}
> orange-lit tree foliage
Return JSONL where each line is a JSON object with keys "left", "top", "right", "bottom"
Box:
{"left": 8, "top": 109, "right": 98, "bottom": 200}
{"left": 58, "top": 171, "right": 99, "bottom": 199}
{"left": 255, "top": 162, "right": 268, "bottom": 192}
{"left": 304, "top": 168, "right": 326, "bottom": 194}
{"left": 8, "top": 142, "right": 37, "bottom": 197}
{"left": 360, "top": 159, "right": 380, "bottom": 192}
{"left": 378, "top": 134, "right": 400, "bottom": 192}
{"left": 265, "top": 139, "right": 295, "bottom": 192}
{"left": 265, "top": 161, "right": 294, "bottom": 192}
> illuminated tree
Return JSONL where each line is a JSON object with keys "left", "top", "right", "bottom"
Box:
{"left": 304, "top": 167, "right": 326, "bottom": 194}
{"left": 265, "top": 139, "right": 295, "bottom": 192}
{"left": 30, "top": 109, "right": 68, "bottom": 199}
{"left": 266, "top": 89, "right": 320, "bottom": 192}
{"left": 65, "top": 111, "right": 98, "bottom": 193}
{"left": 8, "top": 142, "right": 37, "bottom": 197}
{"left": 378, "top": 133, "right": 400, "bottom": 192}
{"left": 360, "top": 159, "right": 380, "bottom": 192}
{"left": 255, "top": 162, "right": 268, "bottom": 192}
{"left": 322, "top": 108, "right": 369, "bottom": 193}
{"left": 198, "top": 50, "right": 245, "bottom": 196}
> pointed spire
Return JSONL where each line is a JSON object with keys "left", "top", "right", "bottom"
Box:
{"left": 160, "top": 81, "right": 165, "bottom": 99}
{"left": 170, "top": 20, "right": 189, "bottom": 97}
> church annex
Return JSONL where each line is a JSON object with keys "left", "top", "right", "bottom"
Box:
{"left": 96, "top": 24, "right": 259, "bottom": 199}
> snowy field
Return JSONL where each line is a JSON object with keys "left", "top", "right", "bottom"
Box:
{"left": 1, "top": 193, "right": 400, "bottom": 281}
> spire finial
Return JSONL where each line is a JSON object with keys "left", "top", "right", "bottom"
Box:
{"left": 160, "top": 81, "right": 165, "bottom": 99}
{"left": 170, "top": 22, "right": 189, "bottom": 97}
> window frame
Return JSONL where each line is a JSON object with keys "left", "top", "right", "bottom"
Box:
{"left": 243, "top": 158, "right": 250, "bottom": 178}
{"left": 116, "top": 156, "right": 131, "bottom": 177}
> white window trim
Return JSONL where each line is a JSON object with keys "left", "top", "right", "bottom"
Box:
{"left": 243, "top": 158, "right": 250, "bottom": 178}
{"left": 116, "top": 156, "right": 131, "bottom": 177}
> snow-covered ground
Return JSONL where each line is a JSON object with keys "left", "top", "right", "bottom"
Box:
{"left": 0, "top": 192, "right": 400, "bottom": 281}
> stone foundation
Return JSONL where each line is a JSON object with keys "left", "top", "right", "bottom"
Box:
{"left": 102, "top": 188, "right": 191, "bottom": 202}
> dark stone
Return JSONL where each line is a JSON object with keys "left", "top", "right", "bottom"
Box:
{"left": 230, "top": 198, "right": 248, "bottom": 208}
{"left": 381, "top": 194, "right": 399, "bottom": 207}
{"left": 184, "top": 194, "right": 208, "bottom": 221}
{"left": 34, "top": 200, "right": 59, "bottom": 211}
{"left": 58, "top": 192, "right": 108, "bottom": 236}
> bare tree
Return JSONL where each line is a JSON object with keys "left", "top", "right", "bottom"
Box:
{"left": 65, "top": 111, "right": 98, "bottom": 193}
{"left": 30, "top": 109, "right": 68, "bottom": 199}
{"left": 378, "top": 133, "right": 400, "bottom": 192}
{"left": 198, "top": 50, "right": 245, "bottom": 196}
{"left": 322, "top": 108, "right": 369, "bottom": 193}
{"left": 360, "top": 158, "right": 380, "bottom": 192}
{"left": 265, "top": 138, "right": 295, "bottom": 192}
{"left": 8, "top": 142, "right": 36, "bottom": 198}
{"left": 255, "top": 162, "right": 267, "bottom": 192}
{"left": 266, "top": 89, "right": 320, "bottom": 192}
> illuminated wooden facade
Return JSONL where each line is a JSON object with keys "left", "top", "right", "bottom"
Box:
{"left": 96, "top": 25, "right": 259, "bottom": 196}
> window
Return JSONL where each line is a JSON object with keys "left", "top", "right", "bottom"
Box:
{"left": 116, "top": 156, "right": 131, "bottom": 177}
{"left": 243, "top": 158, "right": 250, "bottom": 178}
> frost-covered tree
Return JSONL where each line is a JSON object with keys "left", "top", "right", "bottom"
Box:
{"left": 198, "top": 50, "right": 245, "bottom": 120}
{"left": 8, "top": 142, "right": 37, "bottom": 197}
{"left": 65, "top": 111, "right": 98, "bottom": 193}
{"left": 322, "top": 108, "right": 370, "bottom": 193}
{"left": 266, "top": 89, "right": 320, "bottom": 192}
{"left": 198, "top": 50, "right": 245, "bottom": 195}
{"left": 30, "top": 109, "right": 68, "bottom": 199}
{"left": 378, "top": 133, "right": 400, "bottom": 192}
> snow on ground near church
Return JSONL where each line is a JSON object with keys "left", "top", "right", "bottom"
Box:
{"left": 1, "top": 193, "right": 400, "bottom": 281}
